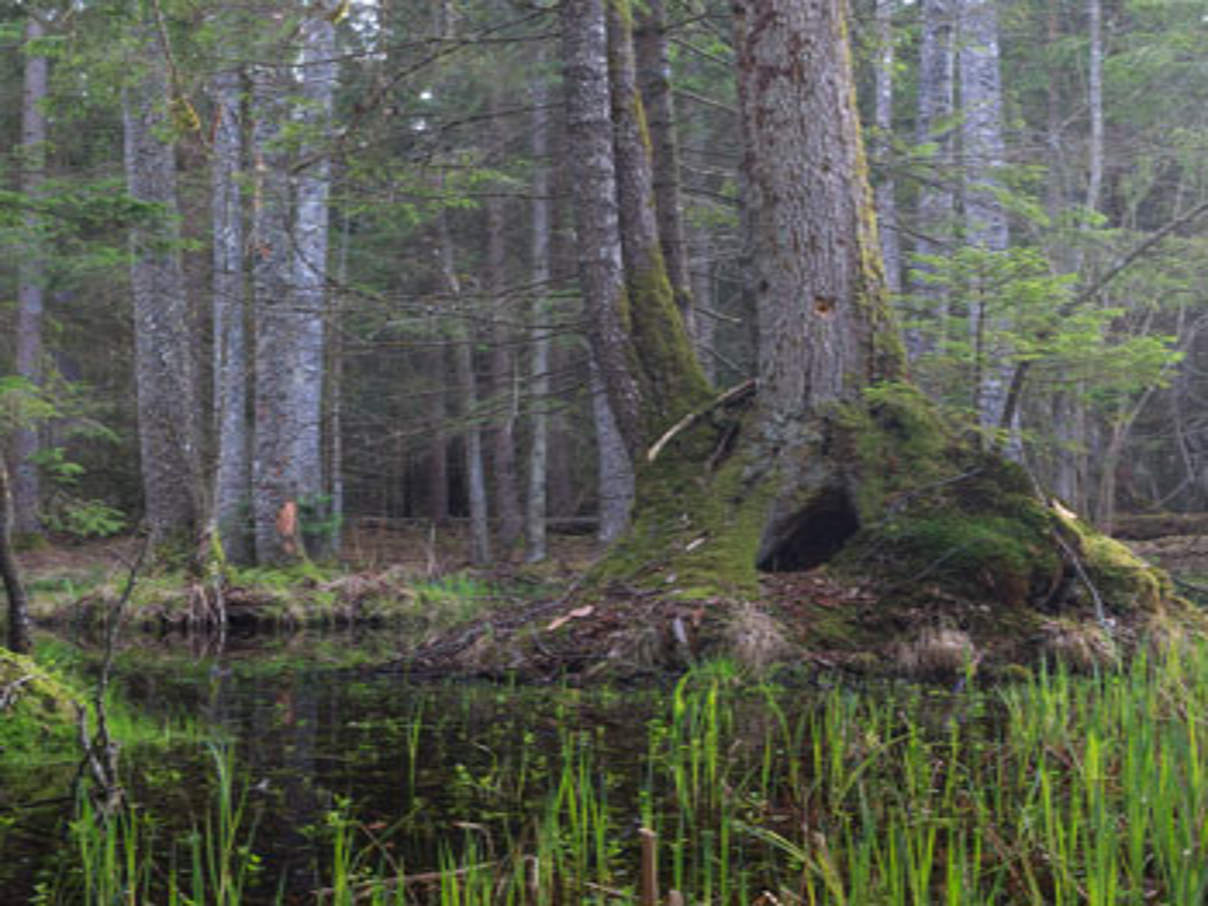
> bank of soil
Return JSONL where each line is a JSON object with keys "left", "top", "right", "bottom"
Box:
{"left": 13, "top": 512, "right": 1206, "bottom": 682}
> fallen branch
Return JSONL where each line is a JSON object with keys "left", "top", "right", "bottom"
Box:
{"left": 646, "top": 379, "right": 756, "bottom": 464}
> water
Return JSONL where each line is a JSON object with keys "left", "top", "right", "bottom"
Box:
{"left": 2, "top": 631, "right": 669, "bottom": 903}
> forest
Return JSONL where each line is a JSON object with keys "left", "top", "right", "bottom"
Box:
{"left": 5, "top": 0, "right": 1208, "bottom": 902}
{"left": 1, "top": 0, "right": 1207, "bottom": 566}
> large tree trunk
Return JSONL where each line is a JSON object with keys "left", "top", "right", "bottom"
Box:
{"left": 251, "top": 57, "right": 305, "bottom": 564}
{"left": 123, "top": 25, "right": 203, "bottom": 546}
{"left": 0, "top": 462, "right": 31, "bottom": 655}
{"left": 12, "top": 14, "right": 49, "bottom": 538}
{"left": 211, "top": 57, "right": 250, "bottom": 563}
{"left": 292, "top": 10, "right": 336, "bottom": 558}
{"left": 735, "top": 0, "right": 905, "bottom": 568}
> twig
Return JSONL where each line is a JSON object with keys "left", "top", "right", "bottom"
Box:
{"left": 0, "top": 674, "right": 34, "bottom": 711}
{"left": 646, "top": 378, "right": 756, "bottom": 464}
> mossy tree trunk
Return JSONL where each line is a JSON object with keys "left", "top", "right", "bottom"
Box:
{"left": 0, "top": 461, "right": 31, "bottom": 655}
{"left": 563, "top": 0, "right": 710, "bottom": 464}
{"left": 733, "top": 0, "right": 906, "bottom": 569}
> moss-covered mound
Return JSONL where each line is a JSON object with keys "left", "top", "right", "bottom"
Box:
{"left": 405, "top": 382, "right": 1202, "bottom": 681}
{"left": 0, "top": 648, "right": 81, "bottom": 756}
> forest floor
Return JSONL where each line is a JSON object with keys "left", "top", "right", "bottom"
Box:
{"left": 15, "top": 516, "right": 1208, "bottom": 681}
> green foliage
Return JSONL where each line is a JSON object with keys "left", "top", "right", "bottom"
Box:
{"left": 31, "top": 448, "right": 127, "bottom": 540}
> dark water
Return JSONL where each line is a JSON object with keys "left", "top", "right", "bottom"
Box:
{"left": 3, "top": 632, "right": 992, "bottom": 904}
{"left": 1, "top": 632, "right": 668, "bottom": 903}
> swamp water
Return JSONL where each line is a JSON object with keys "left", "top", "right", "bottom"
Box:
{"left": 6, "top": 632, "right": 1208, "bottom": 904}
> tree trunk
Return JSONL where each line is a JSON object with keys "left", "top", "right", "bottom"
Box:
{"left": 123, "top": 24, "right": 203, "bottom": 546}
{"left": 909, "top": 0, "right": 956, "bottom": 359}
{"left": 873, "top": 0, "right": 902, "bottom": 296}
{"left": 1086, "top": 0, "right": 1104, "bottom": 217}
{"left": 590, "top": 353, "right": 635, "bottom": 544}
{"left": 525, "top": 61, "right": 553, "bottom": 563}
{"left": 292, "top": 10, "right": 336, "bottom": 558}
{"left": 958, "top": 0, "right": 1012, "bottom": 445}
{"left": 211, "top": 57, "right": 250, "bottom": 563}
{"left": 0, "top": 461, "right": 31, "bottom": 655}
{"left": 439, "top": 210, "right": 491, "bottom": 566}
{"left": 562, "top": 0, "right": 643, "bottom": 455}
{"left": 12, "top": 14, "right": 48, "bottom": 538}
{"left": 736, "top": 0, "right": 903, "bottom": 422}
{"left": 251, "top": 56, "right": 304, "bottom": 564}
{"left": 608, "top": 0, "right": 709, "bottom": 440}
{"left": 634, "top": 0, "right": 696, "bottom": 340}
{"left": 425, "top": 335, "right": 451, "bottom": 525}
{"left": 487, "top": 91, "right": 523, "bottom": 553}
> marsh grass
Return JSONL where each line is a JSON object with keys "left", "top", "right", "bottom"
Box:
{"left": 34, "top": 640, "right": 1208, "bottom": 904}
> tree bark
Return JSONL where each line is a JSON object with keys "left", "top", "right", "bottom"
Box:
{"left": 123, "top": 23, "right": 203, "bottom": 546}
{"left": 525, "top": 60, "right": 553, "bottom": 563}
{"left": 439, "top": 210, "right": 491, "bottom": 566}
{"left": 13, "top": 14, "right": 49, "bottom": 537}
{"left": 251, "top": 55, "right": 304, "bottom": 564}
{"left": 211, "top": 57, "right": 250, "bottom": 563}
{"left": 634, "top": 0, "right": 696, "bottom": 340}
{"left": 608, "top": 0, "right": 709, "bottom": 436}
{"left": 873, "top": 0, "right": 902, "bottom": 296}
{"left": 487, "top": 90, "right": 523, "bottom": 553}
{"left": 590, "top": 353, "right": 635, "bottom": 544}
{"left": 909, "top": 0, "right": 956, "bottom": 359}
{"left": 293, "top": 10, "right": 336, "bottom": 558}
{"left": 958, "top": 0, "right": 1013, "bottom": 446}
{"left": 0, "top": 461, "right": 31, "bottom": 655}
{"left": 562, "top": 0, "right": 643, "bottom": 456}
{"left": 734, "top": 0, "right": 905, "bottom": 567}
{"left": 735, "top": 0, "right": 903, "bottom": 422}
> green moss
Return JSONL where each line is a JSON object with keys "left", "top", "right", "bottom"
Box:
{"left": 0, "top": 648, "right": 81, "bottom": 758}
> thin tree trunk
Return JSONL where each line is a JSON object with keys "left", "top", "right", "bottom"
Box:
{"left": 425, "top": 334, "right": 451, "bottom": 525}
{"left": 634, "top": 0, "right": 696, "bottom": 339}
{"left": 910, "top": 0, "right": 956, "bottom": 359}
{"left": 1086, "top": 0, "right": 1103, "bottom": 217}
{"left": 525, "top": 61, "right": 553, "bottom": 563}
{"left": 211, "top": 58, "right": 250, "bottom": 563}
{"left": 873, "top": 0, "right": 902, "bottom": 296}
{"left": 124, "top": 24, "right": 203, "bottom": 546}
{"left": 487, "top": 93, "right": 522, "bottom": 553}
{"left": 439, "top": 210, "right": 491, "bottom": 566}
{"left": 0, "top": 461, "right": 31, "bottom": 655}
{"left": 689, "top": 224, "right": 717, "bottom": 385}
{"left": 12, "top": 14, "right": 48, "bottom": 537}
